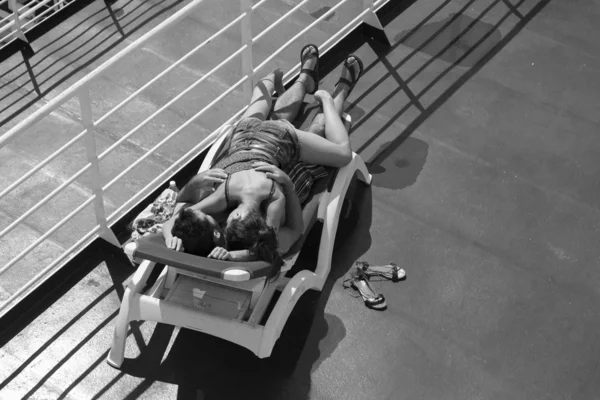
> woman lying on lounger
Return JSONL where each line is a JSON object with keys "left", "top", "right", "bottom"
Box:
{"left": 162, "top": 44, "right": 364, "bottom": 266}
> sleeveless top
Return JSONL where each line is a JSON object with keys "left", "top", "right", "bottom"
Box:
{"left": 224, "top": 171, "right": 276, "bottom": 208}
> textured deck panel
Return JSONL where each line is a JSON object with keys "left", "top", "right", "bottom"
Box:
{"left": 4, "top": 0, "right": 600, "bottom": 399}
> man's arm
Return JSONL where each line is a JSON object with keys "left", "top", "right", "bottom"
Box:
{"left": 176, "top": 178, "right": 204, "bottom": 204}
{"left": 162, "top": 201, "right": 189, "bottom": 250}
{"left": 207, "top": 247, "right": 256, "bottom": 262}
{"left": 189, "top": 183, "right": 228, "bottom": 215}
{"left": 177, "top": 169, "right": 228, "bottom": 204}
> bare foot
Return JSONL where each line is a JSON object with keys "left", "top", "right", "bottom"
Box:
{"left": 334, "top": 55, "right": 362, "bottom": 96}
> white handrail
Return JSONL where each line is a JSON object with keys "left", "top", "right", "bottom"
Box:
{"left": 0, "top": 0, "right": 69, "bottom": 44}
{"left": 253, "top": 0, "right": 352, "bottom": 74}
{"left": 94, "top": 13, "right": 247, "bottom": 128}
{"left": 252, "top": 0, "right": 311, "bottom": 43}
{"left": 0, "top": 0, "right": 209, "bottom": 148}
{"left": 0, "top": 0, "right": 390, "bottom": 313}
{"left": 0, "top": 13, "right": 14, "bottom": 26}
{"left": 106, "top": 108, "right": 247, "bottom": 224}
{"left": 20, "top": 0, "right": 70, "bottom": 30}
{"left": 17, "top": 0, "right": 53, "bottom": 20}
{"left": 0, "top": 129, "right": 87, "bottom": 202}
{"left": 0, "top": 225, "right": 100, "bottom": 315}
{"left": 103, "top": 74, "right": 249, "bottom": 191}
{"left": 0, "top": 163, "right": 91, "bottom": 240}
{"left": 0, "top": 195, "right": 96, "bottom": 276}
{"left": 97, "top": 45, "right": 248, "bottom": 162}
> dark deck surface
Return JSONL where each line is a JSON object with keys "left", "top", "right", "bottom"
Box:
{"left": 3, "top": 0, "right": 600, "bottom": 399}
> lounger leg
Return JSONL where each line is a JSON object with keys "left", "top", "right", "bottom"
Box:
{"left": 354, "top": 153, "right": 373, "bottom": 185}
{"left": 107, "top": 287, "right": 133, "bottom": 368}
{"left": 259, "top": 270, "right": 319, "bottom": 358}
{"left": 107, "top": 259, "right": 157, "bottom": 368}
{"left": 315, "top": 152, "right": 370, "bottom": 282}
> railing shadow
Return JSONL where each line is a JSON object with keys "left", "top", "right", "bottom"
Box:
{"left": 0, "top": 0, "right": 187, "bottom": 128}
{"left": 0, "top": 0, "right": 554, "bottom": 398}
{"left": 345, "top": 0, "right": 552, "bottom": 171}
{"left": 0, "top": 240, "right": 136, "bottom": 398}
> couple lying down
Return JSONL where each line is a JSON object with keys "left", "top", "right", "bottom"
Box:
{"left": 162, "top": 44, "right": 364, "bottom": 269}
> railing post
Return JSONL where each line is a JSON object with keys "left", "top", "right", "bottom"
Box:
{"left": 53, "top": 0, "right": 63, "bottom": 13}
{"left": 8, "top": 0, "right": 28, "bottom": 43}
{"left": 240, "top": 0, "right": 254, "bottom": 99}
{"left": 79, "top": 87, "right": 121, "bottom": 248}
{"left": 362, "top": 0, "right": 391, "bottom": 47}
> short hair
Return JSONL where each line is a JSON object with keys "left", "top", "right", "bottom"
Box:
{"left": 171, "top": 208, "right": 214, "bottom": 256}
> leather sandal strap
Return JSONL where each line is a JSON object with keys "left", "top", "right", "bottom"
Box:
{"left": 300, "top": 44, "right": 319, "bottom": 94}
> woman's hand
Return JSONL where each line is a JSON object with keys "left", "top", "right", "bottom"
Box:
{"left": 252, "top": 162, "right": 293, "bottom": 193}
{"left": 193, "top": 168, "right": 228, "bottom": 190}
{"left": 208, "top": 246, "right": 231, "bottom": 260}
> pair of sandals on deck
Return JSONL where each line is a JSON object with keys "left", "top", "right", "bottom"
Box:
{"left": 343, "top": 261, "right": 406, "bottom": 311}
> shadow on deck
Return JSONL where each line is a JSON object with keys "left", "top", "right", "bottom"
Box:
{"left": 3, "top": 0, "right": 578, "bottom": 398}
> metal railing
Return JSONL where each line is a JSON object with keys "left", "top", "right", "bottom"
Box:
{"left": 0, "top": 0, "right": 389, "bottom": 314}
{"left": 0, "top": 0, "right": 71, "bottom": 48}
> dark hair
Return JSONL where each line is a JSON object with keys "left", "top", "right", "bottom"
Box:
{"left": 171, "top": 208, "right": 214, "bottom": 256}
{"left": 225, "top": 208, "right": 283, "bottom": 274}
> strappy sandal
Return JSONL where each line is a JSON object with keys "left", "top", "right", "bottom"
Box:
{"left": 299, "top": 43, "right": 319, "bottom": 95}
{"left": 355, "top": 261, "right": 405, "bottom": 282}
{"left": 343, "top": 271, "right": 387, "bottom": 310}
{"left": 334, "top": 54, "right": 364, "bottom": 97}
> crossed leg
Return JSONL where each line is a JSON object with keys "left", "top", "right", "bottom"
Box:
{"left": 239, "top": 49, "right": 360, "bottom": 169}
{"left": 294, "top": 55, "right": 361, "bottom": 168}
{"left": 240, "top": 68, "right": 285, "bottom": 120}
{"left": 305, "top": 81, "right": 348, "bottom": 137}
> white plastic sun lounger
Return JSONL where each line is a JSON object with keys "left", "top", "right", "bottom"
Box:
{"left": 107, "top": 113, "right": 371, "bottom": 368}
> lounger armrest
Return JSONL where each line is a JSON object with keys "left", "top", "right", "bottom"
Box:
{"left": 199, "top": 125, "right": 234, "bottom": 172}
{"left": 133, "top": 234, "right": 273, "bottom": 281}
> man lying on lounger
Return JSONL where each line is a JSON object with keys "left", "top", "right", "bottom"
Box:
{"left": 162, "top": 44, "right": 364, "bottom": 264}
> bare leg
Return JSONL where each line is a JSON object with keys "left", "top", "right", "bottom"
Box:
{"left": 272, "top": 45, "right": 318, "bottom": 122}
{"left": 307, "top": 66, "right": 351, "bottom": 136}
{"left": 295, "top": 57, "right": 362, "bottom": 167}
{"left": 241, "top": 69, "right": 284, "bottom": 120}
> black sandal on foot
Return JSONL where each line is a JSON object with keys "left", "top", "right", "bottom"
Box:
{"left": 343, "top": 271, "right": 387, "bottom": 310}
{"left": 335, "top": 54, "right": 364, "bottom": 96}
{"left": 355, "top": 261, "right": 406, "bottom": 282}
{"left": 299, "top": 43, "right": 319, "bottom": 95}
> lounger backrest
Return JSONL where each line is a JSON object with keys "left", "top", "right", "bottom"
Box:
{"left": 134, "top": 233, "right": 275, "bottom": 280}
